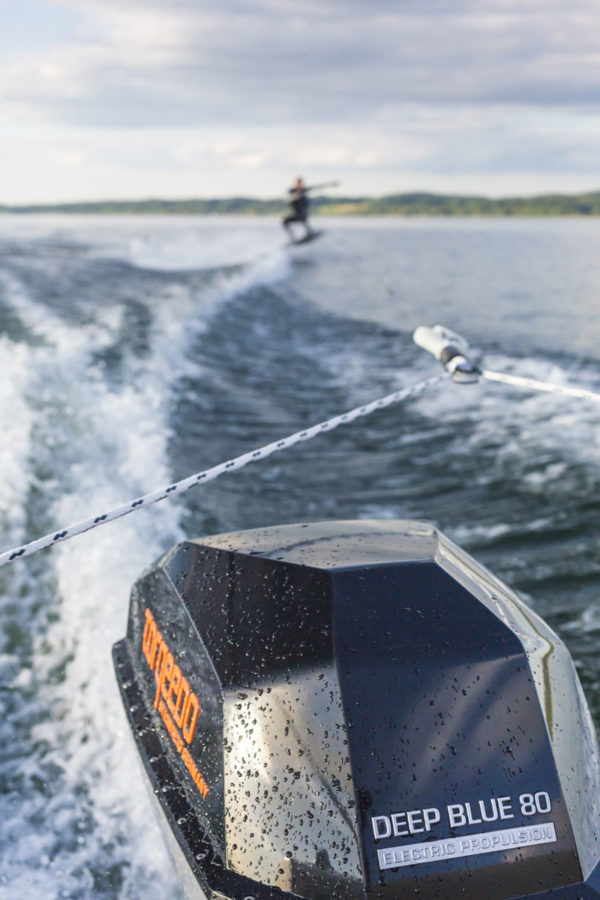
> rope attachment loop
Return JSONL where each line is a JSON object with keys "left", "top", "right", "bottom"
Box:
{"left": 414, "top": 322, "right": 600, "bottom": 403}
{"left": 413, "top": 325, "right": 480, "bottom": 383}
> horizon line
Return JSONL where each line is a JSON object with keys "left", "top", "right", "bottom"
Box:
{"left": 3, "top": 187, "right": 600, "bottom": 208}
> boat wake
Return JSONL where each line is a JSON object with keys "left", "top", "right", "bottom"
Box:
{"left": 0, "top": 217, "right": 289, "bottom": 899}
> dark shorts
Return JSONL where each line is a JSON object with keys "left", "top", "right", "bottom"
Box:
{"left": 283, "top": 212, "right": 307, "bottom": 226}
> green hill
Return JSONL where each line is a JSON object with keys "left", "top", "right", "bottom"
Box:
{"left": 4, "top": 191, "right": 600, "bottom": 216}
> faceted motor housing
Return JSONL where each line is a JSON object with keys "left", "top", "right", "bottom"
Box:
{"left": 113, "top": 520, "right": 600, "bottom": 900}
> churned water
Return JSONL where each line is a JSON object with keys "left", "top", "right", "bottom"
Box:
{"left": 0, "top": 214, "right": 599, "bottom": 898}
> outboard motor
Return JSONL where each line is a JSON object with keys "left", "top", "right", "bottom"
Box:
{"left": 113, "top": 520, "right": 600, "bottom": 899}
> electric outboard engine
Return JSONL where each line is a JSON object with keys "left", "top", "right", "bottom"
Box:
{"left": 113, "top": 520, "right": 600, "bottom": 899}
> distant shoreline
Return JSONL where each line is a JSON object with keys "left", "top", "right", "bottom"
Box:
{"left": 3, "top": 191, "right": 600, "bottom": 217}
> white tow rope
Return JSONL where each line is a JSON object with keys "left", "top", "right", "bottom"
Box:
{"left": 0, "top": 372, "right": 447, "bottom": 567}
{"left": 2, "top": 323, "right": 599, "bottom": 569}
{"left": 481, "top": 368, "right": 600, "bottom": 403}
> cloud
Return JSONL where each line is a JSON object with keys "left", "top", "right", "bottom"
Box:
{"left": 3, "top": 0, "right": 600, "bottom": 129}
{"left": 1, "top": 0, "right": 600, "bottom": 200}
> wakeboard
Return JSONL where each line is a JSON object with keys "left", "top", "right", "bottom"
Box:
{"left": 288, "top": 230, "right": 323, "bottom": 246}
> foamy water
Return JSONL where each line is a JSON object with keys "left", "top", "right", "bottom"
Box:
{"left": 0, "top": 217, "right": 290, "bottom": 899}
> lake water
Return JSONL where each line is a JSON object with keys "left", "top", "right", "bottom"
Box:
{"left": 0, "top": 214, "right": 599, "bottom": 898}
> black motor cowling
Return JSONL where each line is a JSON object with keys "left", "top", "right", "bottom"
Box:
{"left": 113, "top": 520, "right": 600, "bottom": 899}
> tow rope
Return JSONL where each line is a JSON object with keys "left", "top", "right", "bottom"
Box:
{"left": 0, "top": 372, "right": 446, "bottom": 567}
{"left": 1, "top": 324, "right": 599, "bottom": 568}
{"left": 481, "top": 368, "right": 600, "bottom": 402}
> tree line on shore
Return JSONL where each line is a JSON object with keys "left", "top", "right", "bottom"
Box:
{"left": 3, "top": 191, "right": 600, "bottom": 216}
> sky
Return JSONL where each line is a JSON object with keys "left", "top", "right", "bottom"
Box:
{"left": 1, "top": 0, "right": 600, "bottom": 203}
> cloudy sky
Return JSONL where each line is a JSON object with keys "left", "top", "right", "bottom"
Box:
{"left": 2, "top": 0, "right": 600, "bottom": 203}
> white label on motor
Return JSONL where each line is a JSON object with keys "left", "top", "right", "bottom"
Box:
{"left": 377, "top": 822, "right": 557, "bottom": 870}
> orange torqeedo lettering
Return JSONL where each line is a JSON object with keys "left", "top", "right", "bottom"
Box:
{"left": 142, "top": 608, "right": 209, "bottom": 798}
